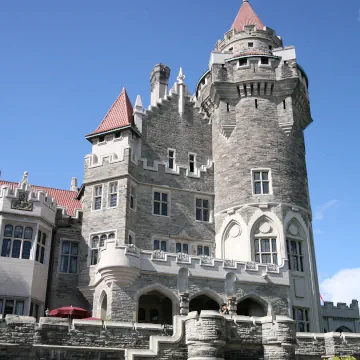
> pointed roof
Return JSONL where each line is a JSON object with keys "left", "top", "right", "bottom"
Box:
{"left": 86, "top": 88, "right": 133, "bottom": 137}
{"left": 231, "top": 0, "right": 265, "bottom": 32}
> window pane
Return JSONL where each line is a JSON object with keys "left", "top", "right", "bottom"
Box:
{"left": 298, "top": 323, "right": 305, "bottom": 332}
{"left": 154, "top": 192, "right": 160, "bottom": 201}
{"left": 262, "top": 172, "right": 269, "bottom": 181}
{"left": 42, "top": 233, "right": 47, "bottom": 246}
{"left": 4, "top": 225, "right": 13, "bottom": 237}
{"left": 69, "top": 256, "right": 77, "bottom": 273}
{"left": 162, "top": 193, "right": 168, "bottom": 202}
{"left": 95, "top": 197, "right": 102, "bottom": 210}
{"left": 296, "top": 309, "right": 304, "bottom": 321}
{"left": 204, "top": 247, "right": 210, "bottom": 256}
{"left": 4, "top": 300, "right": 14, "bottom": 316}
{"left": 291, "top": 241, "right": 297, "bottom": 254}
{"left": 292, "top": 256, "right": 298, "bottom": 271}
{"left": 161, "top": 241, "right": 167, "bottom": 252}
{"left": 262, "top": 182, "right": 269, "bottom": 194}
{"left": 183, "top": 244, "right": 188, "bottom": 254}
{"left": 154, "top": 240, "right": 159, "bottom": 250}
{"left": 92, "top": 236, "right": 99, "bottom": 248}
{"left": 273, "top": 254, "right": 278, "bottom": 265}
{"left": 261, "top": 239, "right": 270, "bottom": 252}
{"left": 62, "top": 241, "right": 70, "bottom": 255}
{"left": 261, "top": 254, "right": 271, "bottom": 264}
{"left": 196, "top": 198, "right": 202, "bottom": 208}
{"left": 0, "top": 300, "right": 3, "bottom": 316}
{"left": 71, "top": 244, "right": 78, "bottom": 256}
{"left": 100, "top": 235, "right": 107, "bottom": 247}
{"left": 108, "top": 233, "right": 115, "bottom": 239}
{"left": 91, "top": 249, "right": 98, "bottom": 265}
{"left": 60, "top": 255, "right": 69, "bottom": 273}
{"left": 15, "top": 301, "right": 24, "bottom": 315}
{"left": 197, "top": 246, "right": 203, "bottom": 256}
{"left": 305, "top": 310, "right": 309, "bottom": 321}
{"left": 255, "top": 254, "right": 260, "bottom": 263}
{"left": 203, "top": 210, "right": 209, "bottom": 222}
{"left": 203, "top": 200, "right": 209, "bottom": 209}
{"left": 254, "top": 182, "right": 261, "bottom": 194}
{"left": 161, "top": 203, "right": 168, "bottom": 216}
{"left": 254, "top": 172, "right": 261, "bottom": 181}
{"left": 271, "top": 239, "right": 277, "bottom": 252}
{"left": 298, "top": 242, "right": 303, "bottom": 256}
{"left": 128, "top": 235, "right": 133, "bottom": 244}
{"left": 22, "top": 241, "right": 32, "bottom": 259}
{"left": 169, "top": 159, "right": 174, "bottom": 169}
{"left": 300, "top": 257, "right": 304, "bottom": 272}
{"left": 196, "top": 208, "right": 202, "bottom": 221}
{"left": 110, "top": 194, "right": 117, "bottom": 207}
{"left": 35, "top": 244, "right": 40, "bottom": 262}
{"left": 254, "top": 239, "right": 260, "bottom": 252}
{"left": 1, "top": 239, "right": 11, "bottom": 257}
{"left": 14, "top": 226, "right": 23, "bottom": 238}
{"left": 40, "top": 247, "right": 45, "bottom": 264}
{"left": 24, "top": 227, "right": 33, "bottom": 240}
{"left": 154, "top": 202, "right": 160, "bottom": 215}
{"left": 176, "top": 243, "right": 182, "bottom": 253}
{"left": 11, "top": 240, "right": 21, "bottom": 258}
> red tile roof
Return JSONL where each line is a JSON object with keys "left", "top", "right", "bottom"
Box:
{"left": 87, "top": 87, "right": 133, "bottom": 137}
{"left": 0, "top": 180, "right": 82, "bottom": 216}
{"left": 231, "top": 0, "right": 265, "bottom": 32}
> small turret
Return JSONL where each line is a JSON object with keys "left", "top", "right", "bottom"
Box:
{"left": 70, "top": 177, "right": 78, "bottom": 192}
{"left": 150, "top": 64, "right": 171, "bottom": 106}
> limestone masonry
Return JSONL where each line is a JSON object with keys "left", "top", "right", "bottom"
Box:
{"left": 1, "top": 1, "right": 359, "bottom": 359}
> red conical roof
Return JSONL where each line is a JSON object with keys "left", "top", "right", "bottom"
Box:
{"left": 87, "top": 88, "right": 133, "bottom": 137}
{"left": 231, "top": 0, "right": 265, "bottom": 32}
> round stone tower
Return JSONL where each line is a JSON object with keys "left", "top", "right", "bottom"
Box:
{"left": 195, "top": 0, "right": 322, "bottom": 332}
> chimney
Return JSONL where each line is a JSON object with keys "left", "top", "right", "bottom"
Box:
{"left": 70, "top": 177, "right": 78, "bottom": 192}
{"left": 150, "top": 64, "right": 171, "bottom": 106}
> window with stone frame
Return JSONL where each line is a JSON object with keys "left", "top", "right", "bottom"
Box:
{"left": 90, "top": 232, "right": 115, "bottom": 265}
{"left": 168, "top": 149, "right": 176, "bottom": 170}
{"left": 153, "top": 191, "right": 169, "bottom": 216}
{"left": 176, "top": 242, "right": 189, "bottom": 254}
{"left": 254, "top": 238, "right": 278, "bottom": 265}
{"left": 293, "top": 307, "right": 310, "bottom": 332}
{"left": 0, "top": 298, "right": 25, "bottom": 317}
{"left": 35, "top": 231, "right": 47, "bottom": 264}
{"left": 252, "top": 170, "right": 270, "bottom": 195}
{"left": 197, "top": 245, "right": 210, "bottom": 256}
{"left": 129, "top": 184, "right": 136, "bottom": 211}
{"left": 93, "top": 185, "right": 103, "bottom": 210}
{"left": 1, "top": 224, "right": 33, "bottom": 260}
{"left": 188, "top": 153, "right": 196, "bottom": 174}
{"left": 287, "top": 239, "right": 304, "bottom": 272}
{"left": 109, "top": 181, "right": 118, "bottom": 208}
{"left": 196, "top": 198, "right": 210, "bottom": 222}
{"left": 59, "top": 241, "right": 78, "bottom": 273}
{"left": 153, "top": 239, "right": 167, "bottom": 252}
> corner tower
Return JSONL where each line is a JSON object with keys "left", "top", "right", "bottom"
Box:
{"left": 195, "top": 0, "right": 321, "bottom": 332}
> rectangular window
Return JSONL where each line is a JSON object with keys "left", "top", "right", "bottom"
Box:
{"left": 153, "top": 240, "right": 167, "bottom": 252}
{"left": 1, "top": 224, "right": 34, "bottom": 260}
{"left": 287, "top": 240, "right": 304, "bottom": 272}
{"left": 4, "top": 300, "right": 14, "bottom": 316}
{"left": 239, "top": 58, "right": 247, "bottom": 66}
{"left": 1, "top": 239, "right": 11, "bottom": 257}
{"left": 254, "top": 238, "right": 278, "bottom": 264}
{"left": 248, "top": 42, "right": 254, "bottom": 48}
{"left": 253, "top": 170, "right": 270, "bottom": 195}
{"left": 196, "top": 198, "right": 210, "bottom": 222}
{"left": 0, "top": 299, "right": 25, "bottom": 318}
{"left": 168, "top": 149, "right": 175, "bottom": 170}
{"left": 176, "top": 243, "right": 189, "bottom": 254}
{"left": 189, "top": 154, "right": 196, "bottom": 174}
{"left": 293, "top": 307, "right": 310, "bottom": 332}
{"left": 109, "top": 182, "right": 118, "bottom": 208}
{"left": 35, "top": 231, "right": 46, "bottom": 264}
{"left": 261, "top": 57, "right": 269, "bottom": 65}
{"left": 197, "top": 245, "right": 210, "bottom": 256}
{"left": 60, "top": 241, "right": 78, "bottom": 273}
{"left": 93, "top": 185, "right": 103, "bottom": 210}
{"left": 153, "top": 191, "right": 169, "bottom": 216}
{"left": 130, "top": 184, "right": 136, "bottom": 210}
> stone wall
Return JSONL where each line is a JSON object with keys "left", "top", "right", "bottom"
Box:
{"left": 2, "top": 313, "right": 360, "bottom": 360}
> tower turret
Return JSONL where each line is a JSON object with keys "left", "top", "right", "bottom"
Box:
{"left": 150, "top": 64, "right": 171, "bottom": 106}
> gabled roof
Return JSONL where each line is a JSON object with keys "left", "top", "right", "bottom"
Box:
{"left": 86, "top": 87, "right": 133, "bottom": 138}
{"left": 231, "top": 0, "right": 265, "bottom": 32}
{"left": 0, "top": 180, "right": 82, "bottom": 217}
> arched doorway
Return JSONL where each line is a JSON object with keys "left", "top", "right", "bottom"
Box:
{"left": 237, "top": 297, "right": 266, "bottom": 317}
{"left": 138, "top": 290, "right": 173, "bottom": 325}
{"left": 100, "top": 293, "right": 107, "bottom": 320}
{"left": 189, "top": 295, "right": 220, "bottom": 314}
{"left": 336, "top": 326, "right": 353, "bottom": 333}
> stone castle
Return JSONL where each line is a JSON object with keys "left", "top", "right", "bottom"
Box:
{"left": 1, "top": 1, "right": 360, "bottom": 359}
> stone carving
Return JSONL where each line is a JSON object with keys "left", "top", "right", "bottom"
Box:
{"left": 229, "top": 223, "right": 241, "bottom": 238}
{"left": 288, "top": 223, "right": 298, "bottom": 236}
{"left": 224, "top": 259, "right": 236, "bottom": 268}
{"left": 258, "top": 222, "right": 271, "bottom": 234}
{"left": 267, "top": 263, "right": 279, "bottom": 272}
{"left": 11, "top": 191, "right": 33, "bottom": 211}
{"left": 126, "top": 244, "right": 138, "bottom": 254}
{"left": 201, "top": 256, "right": 212, "bottom": 265}
{"left": 177, "top": 253, "right": 189, "bottom": 262}
{"left": 246, "top": 262, "right": 257, "bottom": 270}
{"left": 152, "top": 250, "right": 165, "bottom": 259}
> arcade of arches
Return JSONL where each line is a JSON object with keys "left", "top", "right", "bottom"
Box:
{"left": 138, "top": 291, "right": 173, "bottom": 325}
{"left": 237, "top": 298, "right": 267, "bottom": 317}
{"left": 189, "top": 295, "right": 220, "bottom": 314}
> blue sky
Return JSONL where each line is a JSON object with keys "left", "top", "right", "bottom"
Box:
{"left": 1, "top": 0, "right": 359, "bottom": 303}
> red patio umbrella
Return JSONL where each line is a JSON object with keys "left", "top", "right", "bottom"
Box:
{"left": 48, "top": 306, "right": 90, "bottom": 319}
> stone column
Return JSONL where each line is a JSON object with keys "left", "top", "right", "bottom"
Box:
{"left": 262, "top": 316, "right": 296, "bottom": 360}
{"left": 179, "top": 293, "right": 190, "bottom": 316}
{"left": 186, "top": 310, "right": 226, "bottom": 360}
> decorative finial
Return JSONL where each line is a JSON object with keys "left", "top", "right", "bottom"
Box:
{"left": 177, "top": 67, "right": 185, "bottom": 84}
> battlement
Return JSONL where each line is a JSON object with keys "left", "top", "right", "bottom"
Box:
{"left": 2, "top": 313, "right": 360, "bottom": 359}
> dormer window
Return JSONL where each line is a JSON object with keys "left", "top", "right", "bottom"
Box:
{"left": 269, "top": 45, "right": 273, "bottom": 50}
{"left": 115, "top": 132, "right": 121, "bottom": 139}
{"left": 261, "top": 57, "right": 269, "bottom": 65}
{"left": 98, "top": 136, "right": 105, "bottom": 143}
{"left": 168, "top": 149, "right": 175, "bottom": 170}
{"left": 239, "top": 58, "right": 248, "bottom": 67}
{"left": 248, "top": 42, "right": 254, "bottom": 48}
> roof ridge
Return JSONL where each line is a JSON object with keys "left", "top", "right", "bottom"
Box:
{"left": 231, "top": 1, "right": 265, "bottom": 32}
{"left": 0, "top": 180, "right": 77, "bottom": 194}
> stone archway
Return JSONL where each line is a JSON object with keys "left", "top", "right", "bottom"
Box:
{"left": 189, "top": 295, "right": 220, "bottom": 314}
{"left": 237, "top": 297, "right": 267, "bottom": 317}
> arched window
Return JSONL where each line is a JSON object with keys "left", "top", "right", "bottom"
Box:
{"left": 14, "top": 226, "right": 23, "bottom": 239}
{"left": 100, "top": 293, "right": 107, "bottom": 320}
{"left": 24, "top": 227, "right": 33, "bottom": 240}
{"left": 237, "top": 297, "right": 267, "bottom": 317}
{"left": 4, "top": 225, "right": 13, "bottom": 237}
{"left": 252, "top": 218, "right": 278, "bottom": 265}
{"left": 108, "top": 233, "right": 115, "bottom": 239}
{"left": 336, "top": 326, "right": 353, "bottom": 333}
{"left": 91, "top": 236, "right": 99, "bottom": 265}
{"left": 286, "top": 220, "right": 305, "bottom": 272}
{"left": 100, "top": 234, "right": 107, "bottom": 247}
{"left": 161, "top": 241, "right": 167, "bottom": 252}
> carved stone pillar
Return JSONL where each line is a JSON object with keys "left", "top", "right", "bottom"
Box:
{"left": 179, "top": 293, "right": 189, "bottom": 316}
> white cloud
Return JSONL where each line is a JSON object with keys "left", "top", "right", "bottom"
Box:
{"left": 314, "top": 200, "right": 338, "bottom": 221}
{"left": 320, "top": 268, "right": 360, "bottom": 304}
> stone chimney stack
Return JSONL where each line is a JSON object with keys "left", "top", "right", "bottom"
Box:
{"left": 150, "top": 64, "right": 171, "bottom": 106}
{"left": 70, "top": 177, "right": 78, "bottom": 192}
